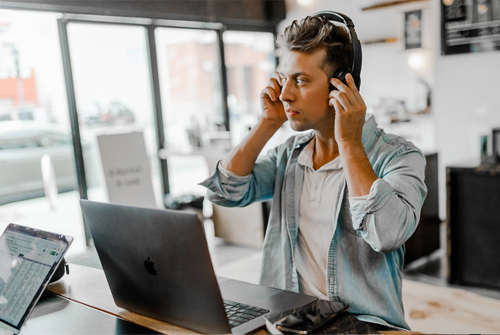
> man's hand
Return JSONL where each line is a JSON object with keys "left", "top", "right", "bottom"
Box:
{"left": 329, "top": 73, "right": 367, "bottom": 146}
{"left": 221, "top": 73, "right": 287, "bottom": 176}
{"left": 329, "top": 73, "right": 376, "bottom": 197}
{"left": 260, "top": 72, "right": 288, "bottom": 127}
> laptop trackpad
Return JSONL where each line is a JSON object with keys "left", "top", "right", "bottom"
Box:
{"left": 219, "top": 279, "right": 280, "bottom": 308}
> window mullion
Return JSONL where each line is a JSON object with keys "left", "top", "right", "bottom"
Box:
{"left": 216, "top": 28, "right": 230, "bottom": 132}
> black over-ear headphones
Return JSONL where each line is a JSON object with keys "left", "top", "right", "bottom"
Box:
{"left": 313, "top": 11, "right": 362, "bottom": 91}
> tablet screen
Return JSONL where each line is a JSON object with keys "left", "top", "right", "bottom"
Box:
{"left": 0, "top": 224, "right": 73, "bottom": 334}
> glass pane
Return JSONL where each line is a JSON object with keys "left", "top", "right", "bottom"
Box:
{"left": 155, "top": 28, "right": 221, "bottom": 197}
{"left": 223, "top": 31, "right": 276, "bottom": 145}
{"left": 0, "top": 10, "right": 87, "bottom": 257}
{"left": 67, "top": 23, "right": 162, "bottom": 206}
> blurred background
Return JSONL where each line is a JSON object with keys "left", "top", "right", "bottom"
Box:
{"left": 0, "top": 0, "right": 499, "bottom": 306}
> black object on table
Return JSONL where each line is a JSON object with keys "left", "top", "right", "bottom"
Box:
{"left": 314, "top": 313, "right": 394, "bottom": 334}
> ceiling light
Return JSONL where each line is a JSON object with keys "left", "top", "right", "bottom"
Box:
{"left": 296, "top": 0, "right": 315, "bottom": 8}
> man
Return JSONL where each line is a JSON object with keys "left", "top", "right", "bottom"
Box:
{"left": 200, "top": 14, "right": 427, "bottom": 330}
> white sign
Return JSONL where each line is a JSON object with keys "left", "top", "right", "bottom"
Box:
{"left": 97, "top": 132, "right": 157, "bottom": 208}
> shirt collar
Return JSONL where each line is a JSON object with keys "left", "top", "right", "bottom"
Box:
{"left": 297, "top": 139, "right": 343, "bottom": 171}
{"left": 297, "top": 139, "right": 315, "bottom": 168}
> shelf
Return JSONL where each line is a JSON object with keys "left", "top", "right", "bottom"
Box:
{"left": 362, "top": 37, "right": 398, "bottom": 45}
{"left": 362, "top": 0, "right": 429, "bottom": 11}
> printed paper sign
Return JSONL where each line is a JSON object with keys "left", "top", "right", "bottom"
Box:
{"left": 97, "top": 132, "right": 157, "bottom": 208}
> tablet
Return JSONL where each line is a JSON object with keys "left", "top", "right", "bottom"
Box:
{"left": 0, "top": 224, "right": 73, "bottom": 334}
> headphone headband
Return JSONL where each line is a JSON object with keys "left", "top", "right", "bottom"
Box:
{"left": 313, "top": 11, "right": 362, "bottom": 90}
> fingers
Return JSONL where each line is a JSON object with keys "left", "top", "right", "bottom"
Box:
{"left": 329, "top": 97, "right": 345, "bottom": 114}
{"left": 262, "top": 72, "right": 283, "bottom": 102}
{"left": 329, "top": 73, "right": 366, "bottom": 113}
{"left": 329, "top": 89, "right": 352, "bottom": 112}
{"left": 345, "top": 73, "right": 359, "bottom": 93}
{"left": 330, "top": 76, "right": 355, "bottom": 103}
{"left": 272, "top": 71, "right": 283, "bottom": 86}
{"left": 345, "top": 73, "right": 364, "bottom": 106}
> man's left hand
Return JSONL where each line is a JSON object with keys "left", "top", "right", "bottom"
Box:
{"left": 329, "top": 73, "right": 367, "bottom": 146}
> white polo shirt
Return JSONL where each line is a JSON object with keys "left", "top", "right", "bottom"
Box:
{"left": 295, "top": 139, "right": 345, "bottom": 299}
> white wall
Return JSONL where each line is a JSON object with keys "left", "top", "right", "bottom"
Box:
{"left": 428, "top": 0, "right": 500, "bottom": 219}
{"left": 435, "top": 50, "right": 500, "bottom": 162}
{"left": 279, "top": 0, "right": 500, "bottom": 219}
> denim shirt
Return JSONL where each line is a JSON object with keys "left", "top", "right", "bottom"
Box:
{"left": 199, "top": 114, "right": 427, "bottom": 330}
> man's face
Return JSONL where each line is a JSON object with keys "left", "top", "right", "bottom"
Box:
{"left": 278, "top": 48, "right": 334, "bottom": 133}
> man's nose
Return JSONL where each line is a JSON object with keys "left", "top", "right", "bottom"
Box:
{"left": 279, "top": 81, "right": 294, "bottom": 102}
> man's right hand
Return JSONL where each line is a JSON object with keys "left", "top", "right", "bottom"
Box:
{"left": 260, "top": 72, "right": 288, "bottom": 127}
{"left": 221, "top": 73, "right": 287, "bottom": 176}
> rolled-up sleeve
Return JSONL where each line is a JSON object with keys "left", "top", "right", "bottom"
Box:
{"left": 349, "top": 149, "right": 427, "bottom": 253}
{"left": 199, "top": 149, "right": 279, "bottom": 207}
{"left": 199, "top": 161, "right": 252, "bottom": 206}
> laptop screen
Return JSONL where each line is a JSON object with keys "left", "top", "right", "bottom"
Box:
{"left": 0, "top": 224, "right": 73, "bottom": 334}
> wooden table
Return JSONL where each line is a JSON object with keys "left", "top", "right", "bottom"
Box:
{"left": 402, "top": 279, "right": 500, "bottom": 333}
{"left": 42, "top": 262, "right": 500, "bottom": 334}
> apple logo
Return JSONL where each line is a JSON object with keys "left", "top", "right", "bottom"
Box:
{"left": 144, "top": 257, "right": 157, "bottom": 276}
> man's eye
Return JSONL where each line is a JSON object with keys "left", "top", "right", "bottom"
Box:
{"left": 296, "top": 78, "right": 304, "bottom": 84}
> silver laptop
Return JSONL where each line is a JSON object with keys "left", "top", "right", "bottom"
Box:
{"left": 0, "top": 224, "right": 73, "bottom": 334}
{"left": 80, "top": 200, "right": 317, "bottom": 334}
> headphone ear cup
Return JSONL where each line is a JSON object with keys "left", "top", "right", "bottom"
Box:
{"left": 330, "top": 66, "right": 351, "bottom": 91}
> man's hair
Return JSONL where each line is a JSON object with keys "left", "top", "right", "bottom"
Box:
{"left": 276, "top": 15, "right": 353, "bottom": 78}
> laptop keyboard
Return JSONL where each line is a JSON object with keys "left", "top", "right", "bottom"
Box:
{"left": 223, "top": 300, "right": 270, "bottom": 328}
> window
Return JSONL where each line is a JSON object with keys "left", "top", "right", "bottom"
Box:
{"left": 0, "top": 7, "right": 278, "bottom": 258}
{"left": 155, "top": 28, "right": 222, "bottom": 197}
{"left": 0, "top": 10, "right": 87, "bottom": 257}
{"left": 223, "top": 31, "right": 275, "bottom": 145}
{"left": 67, "top": 22, "right": 162, "bottom": 205}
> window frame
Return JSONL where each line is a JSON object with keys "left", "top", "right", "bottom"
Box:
{"left": 0, "top": 7, "right": 278, "bottom": 245}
